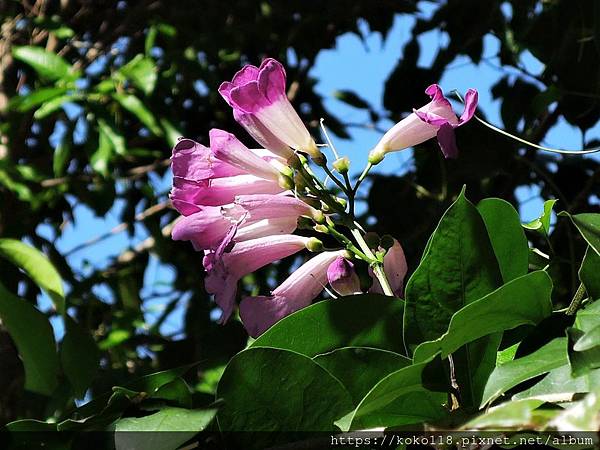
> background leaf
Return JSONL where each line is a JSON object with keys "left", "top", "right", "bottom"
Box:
{"left": 0, "top": 282, "right": 58, "bottom": 396}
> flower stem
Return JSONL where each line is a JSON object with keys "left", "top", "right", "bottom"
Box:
{"left": 350, "top": 228, "right": 394, "bottom": 297}
{"left": 566, "top": 283, "right": 587, "bottom": 316}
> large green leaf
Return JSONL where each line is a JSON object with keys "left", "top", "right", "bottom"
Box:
{"left": 0, "top": 239, "right": 65, "bottom": 314}
{"left": 560, "top": 212, "right": 600, "bottom": 256}
{"left": 217, "top": 347, "right": 353, "bottom": 449}
{"left": 414, "top": 272, "right": 553, "bottom": 361}
{"left": 0, "top": 282, "right": 59, "bottom": 395}
{"left": 60, "top": 363, "right": 198, "bottom": 430}
{"left": 314, "top": 347, "right": 410, "bottom": 405}
{"left": 404, "top": 189, "right": 502, "bottom": 346}
{"left": 114, "top": 407, "right": 218, "bottom": 450}
{"left": 580, "top": 247, "right": 600, "bottom": 300}
{"left": 404, "top": 189, "right": 503, "bottom": 407}
{"left": 335, "top": 357, "right": 447, "bottom": 431}
{"left": 12, "top": 46, "right": 75, "bottom": 81}
{"left": 61, "top": 315, "right": 100, "bottom": 398}
{"left": 514, "top": 365, "right": 600, "bottom": 401}
{"left": 251, "top": 294, "right": 404, "bottom": 357}
{"left": 478, "top": 198, "right": 529, "bottom": 282}
{"left": 481, "top": 338, "right": 568, "bottom": 407}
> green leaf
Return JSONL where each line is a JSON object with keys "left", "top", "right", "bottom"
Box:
{"left": 119, "top": 55, "right": 157, "bottom": 95}
{"left": 0, "top": 238, "right": 65, "bottom": 314}
{"left": 548, "top": 390, "right": 600, "bottom": 431}
{"left": 59, "top": 363, "right": 198, "bottom": 430}
{"left": 97, "top": 118, "right": 126, "bottom": 156}
{"left": 113, "top": 93, "right": 163, "bottom": 135}
{"left": 463, "top": 399, "right": 545, "bottom": 430}
{"left": 12, "top": 46, "right": 75, "bottom": 81}
{"left": 217, "top": 347, "right": 353, "bottom": 449}
{"left": 481, "top": 337, "right": 568, "bottom": 407}
{"left": 575, "top": 299, "right": 600, "bottom": 332}
{"left": 53, "top": 136, "right": 71, "bottom": 177}
{"left": 404, "top": 189, "right": 503, "bottom": 407}
{"left": 150, "top": 378, "right": 192, "bottom": 408}
{"left": 34, "top": 93, "right": 80, "bottom": 119}
{"left": 580, "top": 247, "right": 600, "bottom": 300}
{"left": 9, "top": 87, "right": 69, "bottom": 112}
{"left": 414, "top": 272, "right": 553, "bottom": 362}
{"left": 314, "top": 347, "right": 410, "bottom": 405}
{"left": 560, "top": 212, "right": 600, "bottom": 256}
{"left": 567, "top": 327, "right": 600, "bottom": 377}
{"left": 404, "top": 188, "right": 502, "bottom": 346}
{"left": 251, "top": 294, "right": 405, "bottom": 357}
{"left": 333, "top": 90, "right": 371, "bottom": 109}
{"left": 114, "top": 407, "right": 217, "bottom": 450}
{"left": 0, "top": 281, "right": 59, "bottom": 395}
{"left": 523, "top": 199, "right": 557, "bottom": 237}
{"left": 478, "top": 198, "right": 529, "bottom": 282}
{"left": 335, "top": 357, "right": 447, "bottom": 431}
{"left": 61, "top": 315, "right": 100, "bottom": 398}
{"left": 514, "top": 365, "right": 600, "bottom": 402}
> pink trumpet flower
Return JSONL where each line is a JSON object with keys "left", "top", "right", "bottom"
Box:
{"left": 209, "top": 129, "right": 283, "bottom": 182}
{"left": 327, "top": 257, "right": 361, "bottom": 296}
{"left": 369, "top": 239, "right": 408, "bottom": 297}
{"left": 204, "top": 234, "right": 311, "bottom": 323}
{"left": 172, "top": 193, "right": 316, "bottom": 251}
{"left": 219, "top": 58, "right": 321, "bottom": 161}
{"left": 369, "top": 84, "right": 478, "bottom": 163}
{"left": 240, "top": 250, "right": 344, "bottom": 337}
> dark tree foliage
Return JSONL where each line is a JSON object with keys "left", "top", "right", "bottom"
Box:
{"left": 0, "top": 0, "right": 598, "bottom": 433}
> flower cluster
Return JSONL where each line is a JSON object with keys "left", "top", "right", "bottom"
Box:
{"left": 170, "top": 57, "right": 477, "bottom": 336}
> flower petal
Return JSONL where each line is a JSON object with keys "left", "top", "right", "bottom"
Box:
{"left": 258, "top": 58, "right": 287, "bottom": 102}
{"left": 436, "top": 122, "right": 459, "bottom": 159}
{"left": 459, "top": 88, "right": 478, "bottom": 124}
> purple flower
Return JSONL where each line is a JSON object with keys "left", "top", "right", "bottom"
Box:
{"left": 369, "top": 84, "right": 478, "bottom": 163}
{"left": 204, "top": 234, "right": 311, "bottom": 323}
{"left": 369, "top": 239, "right": 408, "bottom": 297}
{"left": 219, "top": 58, "right": 321, "bottom": 161}
{"left": 239, "top": 250, "right": 344, "bottom": 337}
{"left": 327, "top": 257, "right": 361, "bottom": 296}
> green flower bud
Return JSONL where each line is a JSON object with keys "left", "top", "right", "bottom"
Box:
{"left": 312, "top": 210, "right": 326, "bottom": 224}
{"left": 368, "top": 148, "right": 385, "bottom": 165}
{"left": 314, "top": 224, "right": 329, "bottom": 234}
{"left": 306, "top": 237, "right": 324, "bottom": 252}
{"left": 279, "top": 165, "right": 294, "bottom": 178}
{"left": 277, "top": 173, "right": 295, "bottom": 190}
{"left": 332, "top": 156, "right": 350, "bottom": 174}
{"left": 335, "top": 197, "right": 347, "bottom": 210}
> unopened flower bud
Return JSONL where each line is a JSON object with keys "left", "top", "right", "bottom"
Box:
{"left": 332, "top": 156, "right": 350, "bottom": 174}
{"left": 368, "top": 147, "right": 385, "bottom": 165}
{"left": 312, "top": 210, "right": 326, "bottom": 224}
{"left": 335, "top": 197, "right": 347, "bottom": 210}
{"left": 327, "top": 257, "right": 361, "bottom": 296}
{"left": 277, "top": 173, "right": 295, "bottom": 190}
{"left": 306, "top": 237, "right": 324, "bottom": 252}
{"left": 278, "top": 165, "right": 294, "bottom": 178}
{"left": 314, "top": 224, "right": 329, "bottom": 234}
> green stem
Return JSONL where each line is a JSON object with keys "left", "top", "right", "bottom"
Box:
{"left": 350, "top": 228, "right": 394, "bottom": 297}
{"left": 353, "top": 162, "right": 373, "bottom": 195}
{"left": 566, "top": 283, "right": 587, "bottom": 316}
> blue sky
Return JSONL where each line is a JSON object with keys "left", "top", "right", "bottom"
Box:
{"left": 37, "top": 9, "right": 599, "bottom": 338}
